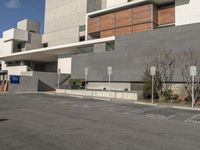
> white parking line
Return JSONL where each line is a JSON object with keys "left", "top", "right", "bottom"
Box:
{"left": 145, "top": 114, "right": 175, "bottom": 119}
{"left": 184, "top": 114, "right": 200, "bottom": 124}
{"left": 123, "top": 107, "right": 158, "bottom": 115}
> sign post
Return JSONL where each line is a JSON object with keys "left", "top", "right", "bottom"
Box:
{"left": 57, "top": 69, "right": 61, "bottom": 90}
{"left": 150, "top": 66, "right": 156, "bottom": 104}
{"left": 108, "top": 66, "right": 112, "bottom": 101}
{"left": 190, "top": 66, "right": 197, "bottom": 108}
{"left": 84, "top": 67, "right": 88, "bottom": 98}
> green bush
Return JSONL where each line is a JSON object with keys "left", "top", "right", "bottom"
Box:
{"left": 184, "top": 95, "right": 192, "bottom": 102}
{"left": 70, "top": 79, "right": 83, "bottom": 89}
{"left": 143, "top": 70, "right": 158, "bottom": 99}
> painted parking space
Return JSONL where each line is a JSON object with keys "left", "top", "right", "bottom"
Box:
{"left": 7, "top": 93, "right": 200, "bottom": 126}
{"left": 185, "top": 114, "right": 200, "bottom": 125}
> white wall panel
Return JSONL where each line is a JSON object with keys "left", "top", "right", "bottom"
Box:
{"left": 176, "top": 0, "right": 200, "bottom": 26}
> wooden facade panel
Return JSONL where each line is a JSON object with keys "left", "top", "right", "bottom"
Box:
{"left": 100, "top": 29, "right": 115, "bottom": 38}
{"left": 100, "top": 13, "right": 116, "bottom": 31}
{"left": 158, "top": 5, "right": 175, "bottom": 25}
{"left": 116, "top": 26, "right": 132, "bottom": 36}
{"left": 132, "top": 23, "right": 152, "bottom": 33}
{"left": 116, "top": 9, "right": 133, "bottom": 28}
{"left": 133, "top": 4, "right": 152, "bottom": 25}
{"left": 88, "top": 17, "right": 101, "bottom": 33}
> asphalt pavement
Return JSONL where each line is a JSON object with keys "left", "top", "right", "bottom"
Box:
{"left": 0, "top": 93, "right": 200, "bottom": 150}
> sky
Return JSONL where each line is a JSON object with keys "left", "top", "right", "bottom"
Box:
{"left": 0, "top": 0, "right": 45, "bottom": 37}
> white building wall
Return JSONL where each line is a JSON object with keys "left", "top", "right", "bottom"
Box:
{"left": 58, "top": 56, "right": 72, "bottom": 74}
{"left": 106, "top": 0, "right": 128, "bottom": 8}
{"left": 2, "top": 64, "right": 28, "bottom": 77}
{"left": 0, "top": 39, "right": 13, "bottom": 55}
{"left": 3, "top": 29, "right": 28, "bottom": 42}
{"left": 176, "top": 0, "right": 200, "bottom": 26}
{"left": 43, "top": 0, "right": 87, "bottom": 46}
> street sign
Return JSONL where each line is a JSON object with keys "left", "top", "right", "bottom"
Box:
{"left": 190, "top": 66, "right": 197, "bottom": 76}
{"left": 10, "top": 75, "right": 20, "bottom": 84}
{"left": 150, "top": 66, "right": 156, "bottom": 76}
{"left": 85, "top": 67, "right": 88, "bottom": 76}
{"left": 108, "top": 66, "right": 112, "bottom": 75}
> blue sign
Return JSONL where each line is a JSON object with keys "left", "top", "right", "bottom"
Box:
{"left": 10, "top": 75, "right": 20, "bottom": 84}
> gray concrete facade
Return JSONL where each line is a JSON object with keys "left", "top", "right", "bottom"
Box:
{"left": 42, "top": 0, "right": 103, "bottom": 47}
{"left": 71, "top": 23, "right": 200, "bottom": 82}
{"left": 9, "top": 71, "right": 70, "bottom": 92}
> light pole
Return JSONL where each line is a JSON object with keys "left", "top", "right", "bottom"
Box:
{"left": 84, "top": 67, "right": 88, "bottom": 98}
{"left": 190, "top": 66, "right": 197, "bottom": 108}
{"left": 150, "top": 66, "right": 156, "bottom": 104}
{"left": 108, "top": 66, "right": 112, "bottom": 101}
{"left": 57, "top": 68, "right": 61, "bottom": 90}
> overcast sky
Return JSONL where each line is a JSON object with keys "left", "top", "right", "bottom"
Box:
{"left": 0, "top": 0, "right": 45, "bottom": 37}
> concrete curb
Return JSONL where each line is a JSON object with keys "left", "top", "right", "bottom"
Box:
{"left": 135, "top": 101, "right": 200, "bottom": 111}
{"left": 133, "top": 101, "right": 158, "bottom": 106}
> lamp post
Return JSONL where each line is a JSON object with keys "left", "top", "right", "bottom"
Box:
{"left": 190, "top": 66, "right": 197, "bottom": 108}
{"left": 150, "top": 66, "right": 156, "bottom": 104}
{"left": 84, "top": 67, "right": 88, "bottom": 98}
{"left": 108, "top": 66, "right": 112, "bottom": 101}
{"left": 57, "top": 68, "right": 61, "bottom": 90}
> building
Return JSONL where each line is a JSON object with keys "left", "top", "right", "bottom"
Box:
{"left": 0, "top": 0, "right": 200, "bottom": 93}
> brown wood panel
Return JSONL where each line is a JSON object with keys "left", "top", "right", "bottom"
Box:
{"left": 100, "top": 29, "right": 115, "bottom": 38}
{"left": 116, "top": 9, "right": 133, "bottom": 28}
{"left": 88, "top": 17, "right": 101, "bottom": 33}
{"left": 158, "top": 5, "right": 175, "bottom": 25}
{"left": 132, "top": 23, "right": 152, "bottom": 33}
{"left": 100, "top": 13, "right": 116, "bottom": 31}
{"left": 133, "top": 4, "right": 152, "bottom": 25}
{"left": 116, "top": 26, "right": 132, "bottom": 36}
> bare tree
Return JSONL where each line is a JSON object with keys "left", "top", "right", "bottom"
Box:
{"left": 179, "top": 50, "right": 200, "bottom": 103}
{"left": 141, "top": 48, "right": 175, "bottom": 100}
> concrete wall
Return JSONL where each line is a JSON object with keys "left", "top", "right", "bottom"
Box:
{"left": 176, "top": 0, "right": 200, "bottom": 26}
{"left": 21, "top": 71, "right": 70, "bottom": 90}
{"left": 56, "top": 89, "right": 141, "bottom": 101}
{"left": 8, "top": 76, "right": 38, "bottom": 93}
{"left": 43, "top": 0, "right": 103, "bottom": 46}
{"left": 8, "top": 71, "right": 70, "bottom": 92}
{"left": 58, "top": 55, "right": 72, "bottom": 74}
{"left": 106, "top": 0, "right": 128, "bottom": 8}
{"left": 17, "top": 19, "right": 40, "bottom": 33}
{"left": 0, "top": 39, "right": 13, "bottom": 56}
{"left": 3, "top": 65, "right": 28, "bottom": 77}
{"left": 87, "top": 82, "right": 131, "bottom": 91}
{"left": 43, "top": 0, "right": 87, "bottom": 46}
{"left": 72, "top": 23, "right": 200, "bottom": 83}
{"left": 3, "top": 29, "right": 28, "bottom": 42}
{"left": 24, "top": 33, "right": 42, "bottom": 51}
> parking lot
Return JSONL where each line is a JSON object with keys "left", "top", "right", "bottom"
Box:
{"left": 0, "top": 93, "right": 200, "bottom": 150}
